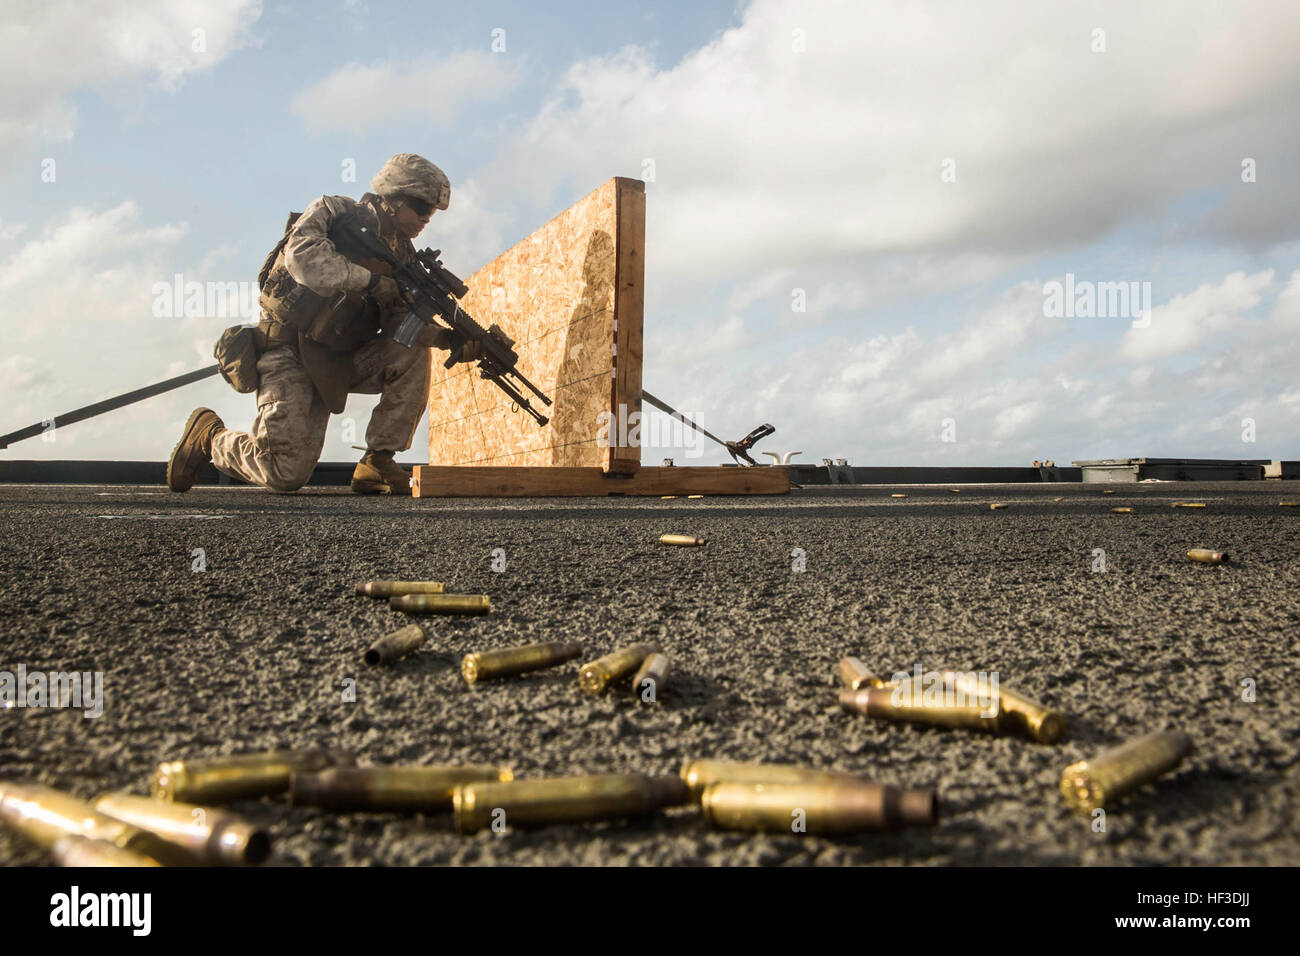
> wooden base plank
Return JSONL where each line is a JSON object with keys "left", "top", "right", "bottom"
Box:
{"left": 412, "top": 465, "right": 790, "bottom": 498}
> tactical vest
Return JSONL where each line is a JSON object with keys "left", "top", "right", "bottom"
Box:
{"left": 258, "top": 194, "right": 412, "bottom": 353}
{"left": 254, "top": 194, "right": 416, "bottom": 413}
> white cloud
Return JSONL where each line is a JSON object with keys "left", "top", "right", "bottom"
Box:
{"left": 0, "top": 202, "right": 186, "bottom": 292}
{"left": 993, "top": 401, "right": 1045, "bottom": 440}
{"left": 690, "top": 314, "right": 747, "bottom": 358}
{"left": 0, "top": 202, "right": 253, "bottom": 459}
{"left": 1265, "top": 268, "right": 1300, "bottom": 332}
{"left": 480, "top": 0, "right": 1300, "bottom": 286}
{"left": 291, "top": 51, "right": 522, "bottom": 134}
{"left": 916, "top": 281, "right": 1056, "bottom": 383}
{"left": 0, "top": 0, "right": 263, "bottom": 156}
{"left": 1120, "top": 270, "right": 1272, "bottom": 362}
{"left": 645, "top": 257, "right": 1300, "bottom": 467}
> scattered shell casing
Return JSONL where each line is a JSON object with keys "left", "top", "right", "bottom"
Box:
{"left": 364, "top": 624, "right": 427, "bottom": 666}
{"left": 1059, "top": 731, "right": 1193, "bottom": 813}
{"left": 578, "top": 643, "right": 659, "bottom": 696}
{"left": 92, "top": 791, "right": 271, "bottom": 865}
{"left": 390, "top": 593, "right": 491, "bottom": 615}
{"left": 660, "top": 533, "right": 705, "bottom": 546}
{"left": 631, "top": 653, "right": 671, "bottom": 701}
{"left": 461, "top": 641, "right": 583, "bottom": 685}
{"left": 356, "top": 581, "right": 445, "bottom": 598}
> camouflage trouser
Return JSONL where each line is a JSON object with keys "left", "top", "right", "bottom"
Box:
{"left": 211, "top": 338, "right": 430, "bottom": 492}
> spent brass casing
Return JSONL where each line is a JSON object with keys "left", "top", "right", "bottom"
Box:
{"left": 660, "top": 534, "right": 705, "bottom": 546}
{"left": 837, "top": 657, "right": 886, "bottom": 691}
{"left": 989, "top": 503, "right": 1008, "bottom": 510}
{"left": 578, "top": 643, "right": 660, "bottom": 695}
{"left": 390, "top": 593, "right": 491, "bottom": 615}
{"left": 1060, "top": 731, "right": 1194, "bottom": 813}
{"left": 290, "top": 765, "right": 513, "bottom": 812}
{"left": 1187, "top": 548, "right": 1228, "bottom": 564}
{"left": 941, "top": 670, "right": 1066, "bottom": 744}
{"left": 1172, "top": 502, "right": 1206, "bottom": 509}
{"left": 839, "top": 685, "right": 1001, "bottom": 732}
{"left": 632, "top": 653, "right": 671, "bottom": 701}
{"left": 462, "top": 641, "right": 583, "bottom": 685}
{"left": 365, "top": 623, "right": 427, "bottom": 666}
{"left": 356, "top": 580, "right": 445, "bottom": 598}
{"left": 0, "top": 783, "right": 190, "bottom": 865}
{"left": 51, "top": 835, "right": 162, "bottom": 867}
{"left": 1112, "top": 507, "right": 1133, "bottom": 514}
{"left": 452, "top": 773, "right": 688, "bottom": 833}
{"left": 152, "top": 749, "right": 355, "bottom": 803}
{"left": 93, "top": 791, "right": 270, "bottom": 866}
{"left": 679, "top": 760, "right": 870, "bottom": 803}
{"left": 700, "top": 780, "right": 938, "bottom": 833}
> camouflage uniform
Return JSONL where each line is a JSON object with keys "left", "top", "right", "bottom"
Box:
{"left": 173, "top": 154, "right": 453, "bottom": 495}
{"left": 210, "top": 334, "right": 429, "bottom": 492}
{"left": 210, "top": 190, "right": 429, "bottom": 491}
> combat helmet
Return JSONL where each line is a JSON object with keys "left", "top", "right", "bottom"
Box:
{"left": 370, "top": 153, "right": 450, "bottom": 210}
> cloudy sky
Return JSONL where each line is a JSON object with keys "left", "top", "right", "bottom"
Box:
{"left": 2, "top": 0, "right": 1299, "bottom": 467}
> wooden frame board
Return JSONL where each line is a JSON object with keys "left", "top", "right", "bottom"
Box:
{"left": 427, "top": 177, "right": 645, "bottom": 474}
{"left": 412, "top": 466, "right": 790, "bottom": 498}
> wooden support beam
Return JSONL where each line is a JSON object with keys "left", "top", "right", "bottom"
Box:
{"left": 412, "top": 466, "right": 790, "bottom": 498}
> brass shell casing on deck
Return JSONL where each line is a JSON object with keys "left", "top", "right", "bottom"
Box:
{"left": 578, "top": 643, "right": 659, "bottom": 696}
{"left": 462, "top": 641, "right": 583, "bottom": 685}
{"left": 836, "top": 657, "right": 887, "bottom": 691}
{"left": 839, "top": 685, "right": 1002, "bottom": 732}
{"left": 0, "top": 783, "right": 191, "bottom": 865}
{"left": 356, "top": 580, "right": 445, "bottom": 598}
{"left": 700, "top": 780, "right": 938, "bottom": 833}
{"left": 940, "top": 670, "right": 1067, "bottom": 744}
{"left": 151, "top": 749, "right": 355, "bottom": 804}
{"left": 289, "top": 765, "right": 513, "bottom": 813}
{"left": 364, "top": 624, "right": 427, "bottom": 666}
{"left": 679, "top": 760, "right": 870, "bottom": 803}
{"left": 452, "top": 773, "right": 688, "bottom": 834}
{"left": 1060, "top": 731, "right": 1194, "bottom": 814}
{"left": 50, "top": 834, "right": 162, "bottom": 867}
{"left": 93, "top": 791, "right": 270, "bottom": 866}
{"left": 631, "top": 653, "right": 671, "bottom": 701}
{"left": 390, "top": 593, "right": 491, "bottom": 615}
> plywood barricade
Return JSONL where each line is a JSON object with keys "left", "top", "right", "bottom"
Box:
{"left": 417, "top": 175, "right": 789, "bottom": 498}
{"left": 426, "top": 177, "right": 644, "bottom": 474}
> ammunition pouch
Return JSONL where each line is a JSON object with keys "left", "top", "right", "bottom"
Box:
{"left": 254, "top": 315, "right": 296, "bottom": 352}
{"left": 259, "top": 265, "right": 327, "bottom": 329}
{"left": 302, "top": 292, "right": 381, "bottom": 353}
{"left": 213, "top": 325, "right": 261, "bottom": 393}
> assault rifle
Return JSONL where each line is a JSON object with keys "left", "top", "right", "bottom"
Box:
{"left": 329, "top": 214, "right": 552, "bottom": 427}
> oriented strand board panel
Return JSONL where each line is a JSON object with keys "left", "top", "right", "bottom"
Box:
{"left": 413, "top": 466, "right": 791, "bottom": 498}
{"left": 427, "top": 177, "right": 645, "bottom": 473}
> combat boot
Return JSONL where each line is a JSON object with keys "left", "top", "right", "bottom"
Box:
{"left": 351, "top": 450, "right": 412, "bottom": 496}
{"left": 166, "top": 408, "right": 225, "bottom": 493}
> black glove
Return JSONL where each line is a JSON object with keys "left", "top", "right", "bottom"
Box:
{"left": 414, "top": 327, "right": 484, "bottom": 364}
{"left": 454, "top": 337, "right": 485, "bottom": 364}
{"left": 367, "top": 274, "right": 405, "bottom": 313}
